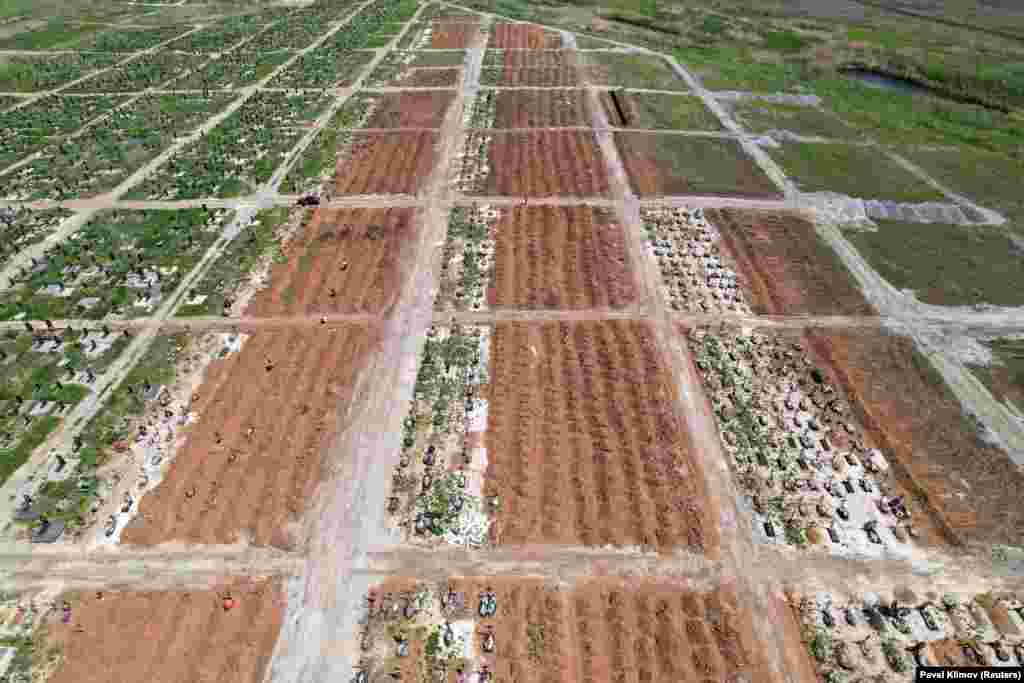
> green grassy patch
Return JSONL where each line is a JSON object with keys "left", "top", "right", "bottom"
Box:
{"left": 675, "top": 45, "right": 808, "bottom": 92}
{"left": 969, "top": 339, "right": 1024, "bottom": 417}
{"left": 728, "top": 99, "right": 858, "bottom": 139}
{"left": 64, "top": 52, "right": 205, "bottom": 92}
{"left": 0, "top": 95, "right": 126, "bottom": 167}
{"left": 844, "top": 220, "right": 1024, "bottom": 307}
{"left": 770, "top": 142, "right": 944, "bottom": 202}
{"left": 605, "top": 91, "right": 723, "bottom": 130}
{"left": 270, "top": 49, "right": 374, "bottom": 89}
{"left": 72, "top": 25, "right": 190, "bottom": 51}
{"left": 0, "top": 18, "right": 103, "bottom": 49}
{"left": 0, "top": 52, "right": 120, "bottom": 92}
{"left": 582, "top": 51, "right": 687, "bottom": 91}
{"left": 171, "top": 49, "right": 293, "bottom": 90}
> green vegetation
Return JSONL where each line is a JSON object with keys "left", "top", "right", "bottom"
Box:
{"left": 844, "top": 220, "right": 1024, "bottom": 307}
{"left": 582, "top": 51, "right": 687, "bottom": 91}
{"left": 65, "top": 52, "right": 205, "bottom": 93}
{"left": 271, "top": 49, "right": 374, "bottom": 89}
{"left": 969, "top": 339, "right": 1024, "bottom": 416}
{"left": 177, "top": 207, "right": 293, "bottom": 316}
{"left": 172, "top": 49, "right": 293, "bottom": 90}
{"left": 164, "top": 13, "right": 274, "bottom": 52}
{"left": 0, "top": 95, "right": 126, "bottom": 167}
{"left": 608, "top": 91, "right": 723, "bottom": 130}
{"left": 0, "top": 52, "right": 120, "bottom": 92}
{"left": 769, "top": 142, "right": 944, "bottom": 202}
{"left": 134, "top": 91, "right": 329, "bottom": 199}
{"left": 73, "top": 25, "right": 189, "bottom": 51}
{"left": 0, "top": 18, "right": 103, "bottom": 49}
{"left": 526, "top": 623, "right": 546, "bottom": 661}
{"left": 0, "top": 208, "right": 72, "bottom": 263}
{"left": 805, "top": 626, "right": 832, "bottom": 662}
{"left": 727, "top": 99, "right": 857, "bottom": 139}
{"left": 675, "top": 45, "right": 807, "bottom": 92}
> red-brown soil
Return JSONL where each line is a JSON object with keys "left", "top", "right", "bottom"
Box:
{"left": 493, "top": 50, "right": 571, "bottom": 69}
{"left": 707, "top": 208, "right": 875, "bottom": 316}
{"left": 807, "top": 328, "right": 1024, "bottom": 548}
{"left": 394, "top": 68, "right": 460, "bottom": 87}
{"left": 474, "top": 131, "right": 610, "bottom": 197}
{"left": 364, "top": 91, "right": 455, "bottom": 128}
{"left": 615, "top": 133, "right": 783, "bottom": 198}
{"left": 249, "top": 208, "right": 416, "bottom": 316}
{"left": 121, "top": 326, "right": 376, "bottom": 546}
{"left": 489, "top": 22, "right": 563, "bottom": 49}
{"left": 487, "top": 206, "right": 636, "bottom": 309}
{"left": 332, "top": 132, "right": 438, "bottom": 195}
{"left": 43, "top": 581, "right": 284, "bottom": 683}
{"left": 485, "top": 321, "right": 717, "bottom": 553}
{"left": 491, "top": 89, "right": 590, "bottom": 127}
{"left": 428, "top": 20, "right": 481, "bottom": 49}
{"left": 490, "top": 67, "right": 578, "bottom": 87}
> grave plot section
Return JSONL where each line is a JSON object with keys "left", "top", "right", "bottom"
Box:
{"left": 354, "top": 579, "right": 777, "bottom": 683}
{"left": 487, "top": 321, "right": 714, "bottom": 551}
{"left": 324, "top": 0, "right": 421, "bottom": 50}
{"left": 0, "top": 95, "right": 126, "bottom": 168}
{"left": 769, "top": 142, "right": 945, "bottom": 202}
{"left": 581, "top": 52, "right": 688, "bottom": 91}
{"left": 0, "top": 209, "right": 228, "bottom": 321}
{"left": 398, "top": 19, "right": 485, "bottom": 49}
{"left": 968, "top": 338, "right": 1024, "bottom": 418}
{"left": 0, "top": 329, "right": 127, "bottom": 492}
{"left": 616, "top": 133, "right": 781, "bottom": 198}
{"left": 0, "top": 96, "right": 19, "bottom": 112}
{"left": 247, "top": 207, "right": 417, "bottom": 316}
{"left": 32, "top": 582, "right": 284, "bottom": 683}
{"left": 164, "top": 13, "right": 274, "bottom": 53}
{"left": 791, "top": 590, "right": 1024, "bottom": 680}
{"left": 843, "top": 219, "right": 1024, "bottom": 307}
{"left": 170, "top": 49, "right": 293, "bottom": 90}
{"left": 0, "top": 53, "right": 119, "bottom": 92}
{"left": 456, "top": 131, "right": 610, "bottom": 197}
{"left": 0, "top": 208, "right": 71, "bottom": 262}
{"left": 468, "top": 88, "right": 590, "bottom": 128}
{"left": 1, "top": 93, "right": 236, "bottom": 201}
{"left": 133, "top": 91, "right": 330, "bottom": 200}
{"left": 70, "top": 25, "right": 191, "bottom": 52}
{"left": 725, "top": 98, "right": 859, "bottom": 140}
{"left": 479, "top": 49, "right": 578, "bottom": 87}
{"left": 488, "top": 22, "right": 563, "bottom": 49}
{"left": 687, "top": 326, "right": 938, "bottom": 556}
{"left": 121, "top": 325, "right": 376, "bottom": 546}
{"left": 329, "top": 131, "right": 439, "bottom": 196}
{"left": 815, "top": 327, "right": 1024, "bottom": 548}
{"left": 269, "top": 48, "right": 374, "bottom": 89}
{"left": 706, "top": 208, "right": 874, "bottom": 315}
{"left": 64, "top": 52, "right": 207, "bottom": 93}
{"left": 245, "top": 3, "right": 359, "bottom": 51}
{"left": 367, "top": 50, "right": 462, "bottom": 87}
{"left": 436, "top": 206, "right": 635, "bottom": 312}
{"left": 598, "top": 91, "right": 724, "bottom": 131}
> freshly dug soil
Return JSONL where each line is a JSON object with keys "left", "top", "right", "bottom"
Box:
{"left": 492, "top": 89, "right": 591, "bottom": 128}
{"left": 364, "top": 91, "right": 455, "bottom": 128}
{"left": 475, "top": 131, "right": 610, "bottom": 197}
{"left": 332, "top": 132, "right": 438, "bottom": 195}
{"left": 488, "top": 22, "right": 562, "bottom": 49}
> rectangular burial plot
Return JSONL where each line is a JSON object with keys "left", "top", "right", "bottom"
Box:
{"left": 485, "top": 88, "right": 590, "bottom": 128}
{"left": 0, "top": 95, "right": 127, "bottom": 168}
{"left": 163, "top": 14, "right": 272, "bottom": 53}
{"left": 686, "top": 325, "right": 945, "bottom": 556}
{"left": 36, "top": 582, "right": 284, "bottom": 683}
{"left": 726, "top": 98, "right": 860, "bottom": 140}
{"left": 355, "top": 579, "right": 776, "bottom": 683}
{"left": 457, "top": 130, "right": 610, "bottom": 197}
{"left": 329, "top": 131, "right": 439, "bottom": 196}
{"left": 269, "top": 48, "right": 374, "bottom": 89}
{"left": 770, "top": 142, "right": 945, "bottom": 202}
{"left": 64, "top": 52, "right": 207, "bottom": 93}
{"left": 0, "top": 207, "right": 72, "bottom": 262}
{"left": 581, "top": 52, "right": 688, "bottom": 91}
{"left": 598, "top": 91, "right": 724, "bottom": 131}
{"left": 705, "top": 208, "right": 874, "bottom": 315}
{"left": 488, "top": 21, "right": 563, "bottom": 49}
{"left": 843, "top": 219, "right": 1024, "bottom": 307}
{"left": 436, "top": 206, "right": 636, "bottom": 311}
{"left": 121, "top": 325, "right": 376, "bottom": 545}
{"left": 170, "top": 49, "right": 294, "bottom": 90}
{"left": 246, "top": 207, "right": 416, "bottom": 316}
{"left": 0, "top": 209, "right": 227, "bottom": 321}
{"left": 398, "top": 19, "right": 485, "bottom": 49}
{"left": 617, "top": 133, "right": 781, "bottom": 198}
{"left": 479, "top": 49, "right": 578, "bottom": 87}
{"left": 134, "top": 91, "right": 330, "bottom": 200}
{"left": 367, "top": 50, "right": 462, "bottom": 88}
{"left": 1, "top": 93, "right": 237, "bottom": 201}
{"left": 968, "top": 338, "right": 1024, "bottom": 418}
{"left": 0, "top": 53, "right": 120, "bottom": 92}
{"left": 70, "top": 25, "right": 191, "bottom": 52}
{"left": 810, "top": 326, "right": 1024, "bottom": 548}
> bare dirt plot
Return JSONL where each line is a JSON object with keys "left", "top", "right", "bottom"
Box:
{"left": 393, "top": 67, "right": 461, "bottom": 87}
{"left": 616, "top": 133, "right": 782, "bottom": 198}
{"left": 809, "top": 327, "right": 1024, "bottom": 549}
{"left": 488, "top": 22, "right": 562, "bottom": 49}
{"left": 598, "top": 91, "right": 724, "bottom": 131}
{"left": 480, "top": 66, "right": 579, "bottom": 87}
{"left": 248, "top": 207, "right": 416, "bottom": 316}
{"left": 331, "top": 131, "right": 439, "bottom": 196}
{"left": 485, "top": 321, "right": 716, "bottom": 553}
{"left": 357, "top": 579, "right": 777, "bottom": 683}
{"left": 467, "top": 131, "right": 610, "bottom": 197}
{"left": 487, "top": 206, "right": 636, "bottom": 309}
{"left": 121, "top": 326, "right": 376, "bottom": 546}
{"left": 429, "top": 20, "right": 483, "bottom": 48}
{"left": 581, "top": 52, "right": 688, "bottom": 91}
{"left": 363, "top": 90, "right": 455, "bottom": 128}
{"left": 490, "top": 89, "right": 591, "bottom": 128}
{"left": 707, "top": 208, "right": 876, "bottom": 315}
{"left": 41, "top": 581, "right": 284, "bottom": 683}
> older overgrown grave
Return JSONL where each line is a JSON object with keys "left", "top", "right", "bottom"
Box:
{"left": 688, "top": 326, "right": 921, "bottom": 556}
{"left": 0, "top": 209, "right": 73, "bottom": 266}
{"left": 0, "top": 53, "right": 121, "bottom": 92}
{"left": 0, "top": 95, "right": 128, "bottom": 169}
{"left": 436, "top": 206, "right": 496, "bottom": 312}
{"left": 0, "top": 209, "right": 229, "bottom": 321}
{"left": 387, "top": 324, "right": 493, "bottom": 548}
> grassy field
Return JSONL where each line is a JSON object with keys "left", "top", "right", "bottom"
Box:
{"left": 726, "top": 98, "right": 858, "bottom": 139}
{"left": 769, "top": 141, "right": 945, "bottom": 202}
{"left": 843, "top": 220, "right": 1024, "bottom": 307}
{"left": 602, "top": 91, "right": 723, "bottom": 130}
